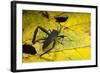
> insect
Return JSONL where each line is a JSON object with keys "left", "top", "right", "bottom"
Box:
{"left": 22, "top": 12, "right": 69, "bottom": 58}
{"left": 22, "top": 11, "right": 91, "bottom": 62}
{"left": 32, "top": 16, "right": 69, "bottom": 56}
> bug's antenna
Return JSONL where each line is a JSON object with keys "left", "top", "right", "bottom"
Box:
{"left": 58, "top": 22, "right": 63, "bottom": 33}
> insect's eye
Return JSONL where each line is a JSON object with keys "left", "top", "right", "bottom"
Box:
{"left": 23, "top": 44, "right": 37, "bottom": 55}
{"left": 55, "top": 16, "right": 68, "bottom": 22}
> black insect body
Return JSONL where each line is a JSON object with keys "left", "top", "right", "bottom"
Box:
{"left": 23, "top": 44, "right": 37, "bottom": 55}
{"left": 43, "top": 30, "right": 59, "bottom": 50}
{"left": 32, "top": 16, "right": 69, "bottom": 56}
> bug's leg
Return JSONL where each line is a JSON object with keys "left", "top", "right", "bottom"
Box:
{"left": 57, "top": 35, "right": 72, "bottom": 46}
{"left": 58, "top": 35, "right": 72, "bottom": 41}
{"left": 37, "top": 26, "right": 50, "bottom": 35}
{"left": 40, "top": 40, "right": 56, "bottom": 57}
{"left": 48, "top": 29, "right": 52, "bottom": 33}
{"left": 58, "top": 35, "right": 66, "bottom": 45}
{"left": 35, "top": 38, "right": 46, "bottom": 43}
{"left": 57, "top": 22, "right": 62, "bottom": 33}
{"left": 32, "top": 26, "right": 49, "bottom": 44}
{"left": 57, "top": 40, "right": 64, "bottom": 46}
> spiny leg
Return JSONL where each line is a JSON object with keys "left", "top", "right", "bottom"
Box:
{"left": 58, "top": 22, "right": 63, "bottom": 33}
{"left": 58, "top": 35, "right": 72, "bottom": 41}
{"left": 35, "top": 38, "right": 46, "bottom": 43}
{"left": 48, "top": 29, "right": 52, "bottom": 33}
{"left": 57, "top": 35, "right": 66, "bottom": 45}
{"left": 40, "top": 40, "right": 56, "bottom": 57}
{"left": 32, "top": 26, "right": 50, "bottom": 44}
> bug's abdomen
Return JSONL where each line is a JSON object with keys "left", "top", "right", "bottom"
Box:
{"left": 42, "top": 30, "right": 59, "bottom": 50}
{"left": 43, "top": 38, "right": 52, "bottom": 50}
